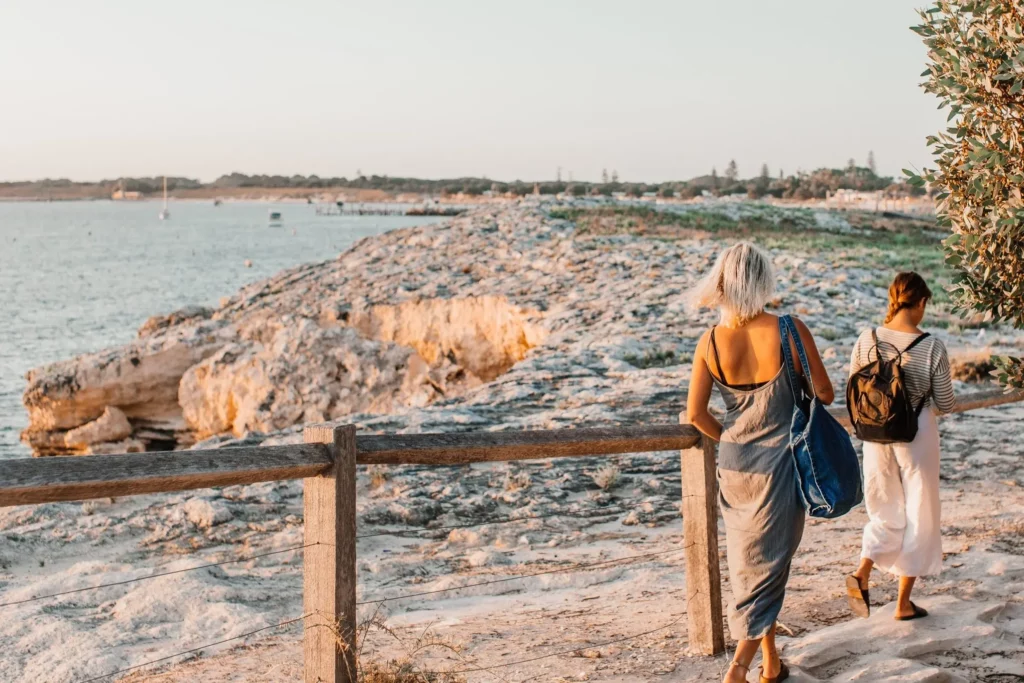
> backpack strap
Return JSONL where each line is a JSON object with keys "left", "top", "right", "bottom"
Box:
{"left": 914, "top": 391, "right": 931, "bottom": 417}
{"left": 897, "top": 332, "right": 931, "bottom": 365}
{"left": 904, "top": 332, "right": 932, "bottom": 416}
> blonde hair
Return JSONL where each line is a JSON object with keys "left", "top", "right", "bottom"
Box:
{"left": 885, "top": 271, "right": 932, "bottom": 323}
{"left": 687, "top": 242, "right": 775, "bottom": 324}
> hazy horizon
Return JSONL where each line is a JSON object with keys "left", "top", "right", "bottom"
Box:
{"left": 1, "top": 0, "right": 942, "bottom": 183}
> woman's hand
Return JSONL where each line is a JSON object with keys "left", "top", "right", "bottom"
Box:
{"left": 790, "top": 317, "right": 835, "bottom": 405}
{"left": 687, "top": 330, "right": 724, "bottom": 441}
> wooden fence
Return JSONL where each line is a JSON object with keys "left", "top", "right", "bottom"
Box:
{"left": 0, "top": 387, "right": 1021, "bottom": 681}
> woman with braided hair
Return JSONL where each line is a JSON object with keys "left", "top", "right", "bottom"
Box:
{"left": 846, "top": 272, "right": 955, "bottom": 621}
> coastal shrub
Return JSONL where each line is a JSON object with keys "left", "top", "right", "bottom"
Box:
{"left": 817, "top": 326, "right": 841, "bottom": 342}
{"left": 624, "top": 348, "right": 682, "bottom": 368}
{"left": 913, "top": 2, "right": 1024, "bottom": 387}
{"left": 503, "top": 470, "right": 532, "bottom": 492}
{"left": 950, "top": 352, "right": 999, "bottom": 383}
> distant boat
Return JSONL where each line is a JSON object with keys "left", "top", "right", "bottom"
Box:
{"left": 213, "top": 199, "right": 222, "bottom": 206}
{"left": 158, "top": 176, "right": 170, "bottom": 220}
{"left": 269, "top": 210, "right": 282, "bottom": 225}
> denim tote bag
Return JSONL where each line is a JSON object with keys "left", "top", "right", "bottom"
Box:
{"left": 780, "top": 315, "right": 863, "bottom": 519}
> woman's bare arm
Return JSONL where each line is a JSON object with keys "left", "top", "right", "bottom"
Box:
{"left": 686, "top": 330, "right": 724, "bottom": 441}
{"left": 790, "top": 317, "right": 836, "bottom": 405}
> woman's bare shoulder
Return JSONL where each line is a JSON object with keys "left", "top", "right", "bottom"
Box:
{"left": 693, "top": 328, "right": 714, "bottom": 358}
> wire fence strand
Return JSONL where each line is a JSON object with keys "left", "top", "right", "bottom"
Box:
{"left": 357, "top": 544, "right": 689, "bottom": 606}
{"left": 0, "top": 544, "right": 315, "bottom": 608}
{"left": 420, "top": 611, "right": 688, "bottom": 675}
{"left": 355, "top": 504, "right": 636, "bottom": 540}
{"left": 76, "top": 613, "right": 310, "bottom": 683}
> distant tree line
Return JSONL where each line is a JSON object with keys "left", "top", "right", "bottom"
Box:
{"left": 1, "top": 164, "right": 925, "bottom": 200}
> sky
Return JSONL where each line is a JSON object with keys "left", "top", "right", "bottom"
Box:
{"left": 0, "top": 0, "right": 943, "bottom": 183}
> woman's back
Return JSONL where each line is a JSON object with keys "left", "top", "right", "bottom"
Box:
{"left": 704, "top": 312, "right": 834, "bottom": 404}
{"left": 707, "top": 315, "right": 785, "bottom": 388}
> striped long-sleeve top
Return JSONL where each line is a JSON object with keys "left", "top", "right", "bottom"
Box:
{"left": 849, "top": 327, "right": 956, "bottom": 414}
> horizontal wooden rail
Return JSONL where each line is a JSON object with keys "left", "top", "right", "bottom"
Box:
{"left": 2, "top": 388, "right": 1020, "bottom": 509}
{"left": 356, "top": 425, "right": 702, "bottom": 465}
{"left": 0, "top": 426, "right": 700, "bottom": 508}
{"left": 0, "top": 444, "right": 332, "bottom": 508}
{"left": 948, "top": 387, "right": 1024, "bottom": 413}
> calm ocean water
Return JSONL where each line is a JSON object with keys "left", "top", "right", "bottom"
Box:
{"left": 0, "top": 201, "right": 442, "bottom": 459}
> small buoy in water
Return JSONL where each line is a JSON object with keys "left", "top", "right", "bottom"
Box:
{"left": 244, "top": 259, "right": 253, "bottom": 268}
{"left": 292, "top": 229, "right": 297, "bottom": 235}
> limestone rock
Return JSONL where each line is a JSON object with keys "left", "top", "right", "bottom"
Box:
{"left": 178, "top": 320, "right": 437, "bottom": 439}
{"left": 183, "top": 498, "right": 233, "bottom": 528}
{"left": 351, "top": 296, "right": 544, "bottom": 382}
{"left": 82, "top": 438, "right": 146, "bottom": 456}
{"left": 22, "top": 334, "right": 224, "bottom": 455}
{"left": 63, "top": 406, "right": 132, "bottom": 451}
{"left": 138, "top": 305, "right": 214, "bottom": 339}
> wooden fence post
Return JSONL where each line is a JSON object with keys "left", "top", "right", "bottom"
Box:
{"left": 303, "top": 424, "right": 357, "bottom": 683}
{"left": 680, "top": 416, "right": 725, "bottom": 656}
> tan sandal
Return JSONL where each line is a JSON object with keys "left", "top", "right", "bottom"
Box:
{"left": 846, "top": 575, "right": 870, "bottom": 618}
{"left": 759, "top": 660, "right": 789, "bottom": 683}
{"left": 894, "top": 602, "right": 928, "bottom": 621}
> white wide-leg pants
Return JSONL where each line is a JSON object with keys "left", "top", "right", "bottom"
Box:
{"left": 860, "top": 408, "right": 943, "bottom": 577}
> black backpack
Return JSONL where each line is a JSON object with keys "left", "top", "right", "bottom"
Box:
{"left": 846, "top": 331, "right": 930, "bottom": 444}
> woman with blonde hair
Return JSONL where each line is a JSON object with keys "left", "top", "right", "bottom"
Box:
{"left": 846, "top": 272, "right": 955, "bottom": 620}
{"left": 687, "top": 242, "right": 834, "bottom": 683}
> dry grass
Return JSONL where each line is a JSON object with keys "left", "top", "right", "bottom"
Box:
{"left": 950, "top": 351, "right": 998, "bottom": 382}
{"left": 356, "top": 609, "right": 469, "bottom": 683}
{"left": 590, "top": 464, "right": 621, "bottom": 491}
{"left": 360, "top": 660, "right": 466, "bottom": 683}
{"left": 305, "top": 605, "right": 472, "bottom": 682}
{"left": 368, "top": 465, "right": 391, "bottom": 490}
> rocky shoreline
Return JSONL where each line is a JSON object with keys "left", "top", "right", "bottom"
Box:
{"left": 18, "top": 201, "right": 1024, "bottom": 458}
{"left": 21, "top": 200, "right": 1016, "bottom": 457}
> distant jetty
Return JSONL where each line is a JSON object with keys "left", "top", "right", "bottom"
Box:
{"left": 315, "top": 204, "right": 466, "bottom": 217}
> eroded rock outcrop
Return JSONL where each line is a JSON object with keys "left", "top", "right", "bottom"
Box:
{"left": 352, "top": 296, "right": 544, "bottom": 382}
{"left": 63, "top": 406, "right": 132, "bottom": 450}
{"left": 179, "top": 321, "right": 439, "bottom": 439}
{"left": 21, "top": 228, "right": 544, "bottom": 454}
{"left": 22, "top": 335, "right": 224, "bottom": 454}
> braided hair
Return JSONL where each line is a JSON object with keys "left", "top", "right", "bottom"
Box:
{"left": 885, "top": 271, "right": 932, "bottom": 323}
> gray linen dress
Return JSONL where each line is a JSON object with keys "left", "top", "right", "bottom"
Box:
{"left": 711, "top": 352, "right": 805, "bottom": 640}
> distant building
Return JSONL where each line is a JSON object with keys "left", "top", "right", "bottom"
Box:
{"left": 112, "top": 179, "right": 142, "bottom": 200}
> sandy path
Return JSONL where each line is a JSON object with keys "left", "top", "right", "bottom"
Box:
{"left": 104, "top": 401, "right": 1024, "bottom": 682}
